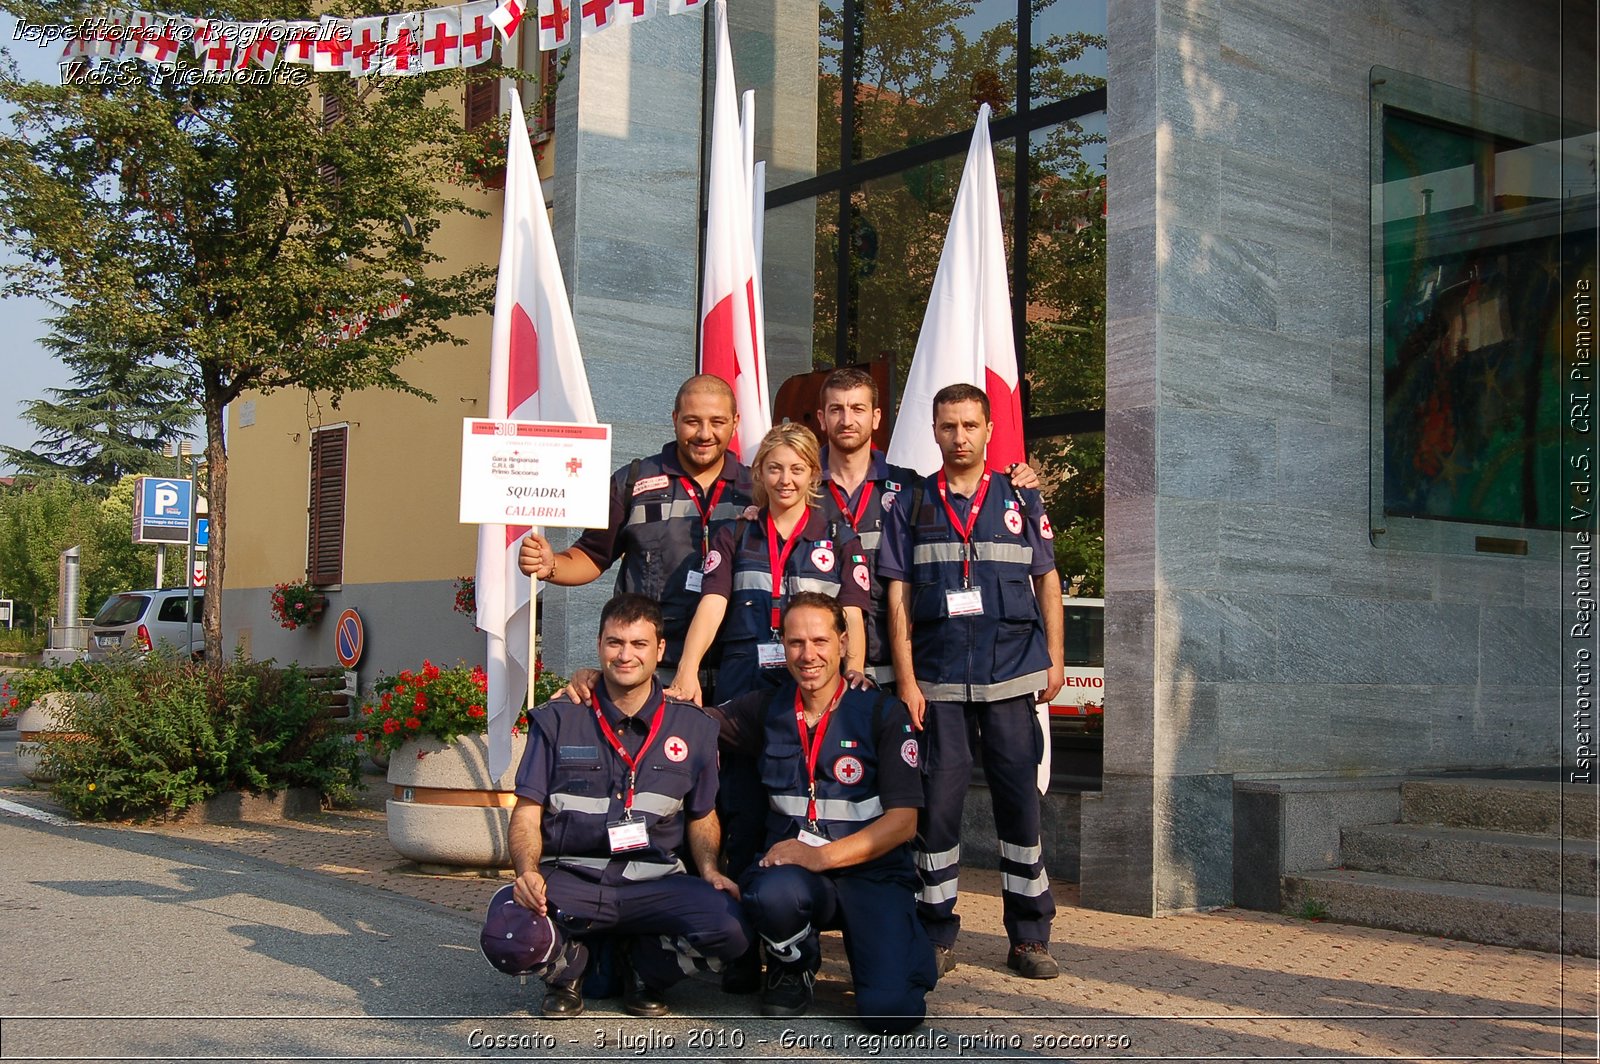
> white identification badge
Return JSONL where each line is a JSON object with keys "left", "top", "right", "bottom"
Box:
{"left": 758, "top": 641, "right": 786, "bottom": 667}
{"left": 797, "top": 829, "right": 830, "bottom": 848}
{"left": 685, "top": 569, "right": 704, "bottom": 592}
{"left": 607, "top": 818, "right": 650, "bottom": 853}
{"left": 946, "top": 587, "right": 985, "bottom": 616}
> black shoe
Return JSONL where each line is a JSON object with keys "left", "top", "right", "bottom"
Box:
{"left": 539, "top": 982, "right": 584, "bottom": 1018}
{"left": 760, "top": 966, "right": 814, "bottom": 1018}
{"left": 621, "top": 952, "right": 670, "bottom": 1018}
{"left": 721, "top": 946, "right": 761, "bottom": 995}
{"left": 1005, "top": 941, "right": 1060, "bottom": 980}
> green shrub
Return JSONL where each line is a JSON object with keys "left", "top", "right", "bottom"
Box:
{"left": 35, "top": 654, "right": 360, "bottom": 821}
{"left": 3, "top": 660, "right": 96, "bottom": 717}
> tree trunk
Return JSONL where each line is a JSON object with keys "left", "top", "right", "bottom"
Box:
{"left": 202, "top": 395, "right": 227, "bottom": 667}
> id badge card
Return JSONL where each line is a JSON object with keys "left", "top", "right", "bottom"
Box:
{"left": 757, "top": 641, "right": 786, "bottom": 668}
{"left": 607, "top": 818, "right": 650, "bottom": 853}
{"left": 685, "top": 569, "right": 704, "bottom": 593}
{"left": 946, "top": 587, "right": 984, "bottom": 616}
{"left": 797, "top": 828, "right": 830, "bottom": 848}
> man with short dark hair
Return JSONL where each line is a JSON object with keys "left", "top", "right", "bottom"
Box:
{"left": 879, "top": 383, "right": 1066, "bottom": 980}
{"left": 816, "top": 367, "right": 1040, "bottom": 685}
{"left": 494, "top": 593, "right": 749, "bottom": 1019}
{"left": 520, "top": 375, "right": 754, "bottom": 689}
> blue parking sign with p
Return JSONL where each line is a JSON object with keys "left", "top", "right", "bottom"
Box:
{"left": 133, "top": 477, "right": 194, "bottom": 544}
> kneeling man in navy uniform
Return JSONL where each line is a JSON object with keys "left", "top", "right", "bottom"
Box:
{"left": 713, "top": 592, "right": 937, "bottom": 1033}
{"left": 487, "top": 593, "right": 749, "bottom": 1019}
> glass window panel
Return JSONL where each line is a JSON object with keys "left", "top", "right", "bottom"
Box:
{"left": 818, "top": 0, "right": 844, "bottom": 175}
{"left": 1030, "top": 431, "right": 1104, "bottom": 597}
{"left": 846, "top": 139, "right": 1015, "bottom": 401}
{"left": 854, "top": 0, "right": 1018, "bottom": 162}
{"left": 763, "top": 193, "right": 837, "bottom": 381}
{"left": 1029, "top": 0, "right": 1107, "bottom": 106}
{"left": 1024, "top": 117, "right": 1106, "bottom": 418}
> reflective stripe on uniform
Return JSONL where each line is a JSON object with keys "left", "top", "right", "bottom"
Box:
{"left": 550, "top": 855, "right": 685, "bottom": 881}
{"left": 855, "top": 530, "right": 881, "bottom": 551}
{"left": 1000, "top": 840, "right": 1042, "bottom": 865}
{"left": 768, "top": 793, "right": 884, "bottom": 822}
{"left": 547, "top": 793, "right": 612, "bottom": 816}
{"left": 914, "top": 844, "right": 961, "bottom": 871}
{"left": 1001, "top": 869, "right": 1051, "bottom": 897}
{"left": 731, "top": 572, "right": 837, "bottom": 596}
{"left": 918, "top": 670, "right": 1048, "bottom": 704}
{"left": 629, "top": 791, "right": 684, "bottom": 819}
{"left": 911, "top": 541, "right": 1035, "bottom": 566}
{"left": 625, "top": 497, "right": 703, "bottom": 527}
{"left": 917, "top": 878, "right": 959, "bottom": 905}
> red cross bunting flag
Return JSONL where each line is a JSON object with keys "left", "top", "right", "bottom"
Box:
{"left": 349, "top": 16, "right": 386, "bottom": 76}
{"left": 886, "top": 102, "right": 1026, "bottom": 475}
{"left": 90, "top": 9, "right": 127, "bottom": 58}
{"left": 314, "top": 17, "right": 353, "bottom": 72}
{"left": 418, "top": 7, "right": 461, "bottom": 69}
{"left": 615, "top": 0, "right": 655, "bottom": 22}
{"left": 380, "top": 13, "right": 422, "bottom": 75}
{"left": 536, "top": 0, "right": 570, "bottom": 49}
{"left": 460, "top": 0, "right": 497, "bottom": 65}
{"left": 198, "top": 22, "right": 235, "bottom": 72}
{"left": 475, "top": 89, "right": 599, "bottom": 780}
{"left": 280, "top": 21, "right": 318, "bottom": 65}
{"left": 488, "top": 0, "right": 525, "bottom": 41}
{"left": 579, "top": 0, "right": 613, "bottom": 37}
{"left": 697, "top": 0, "right": 769, "bottom": 459}
{"left": 135, "top": 14, "right": 180, "bottom": 63}
{"left": 238, "top": 25, "right": 281, "bottom": 71}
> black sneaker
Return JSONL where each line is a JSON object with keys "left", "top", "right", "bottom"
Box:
{"left": 1005, "top": 941, "right": 1059, "bottom": 980}
{"left": 760, "top": 967, "right": 815, "bottom": 1018}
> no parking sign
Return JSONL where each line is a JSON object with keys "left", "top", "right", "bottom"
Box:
{"left": 334, "top": 609, "right": 364, "bottom": 668}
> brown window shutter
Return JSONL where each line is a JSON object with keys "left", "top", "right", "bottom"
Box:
{"left": 320, "top": 95, "right": 345, "bottom": 185}
{"left": 307, "top": 426, "right": 347, "bottom": 586}
{"left": 465, "top": 43, "right": 501, "bottom": 132}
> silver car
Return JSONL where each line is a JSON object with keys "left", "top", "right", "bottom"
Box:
{"left": 86, "top": 589, "right": 205, "bottom": 660}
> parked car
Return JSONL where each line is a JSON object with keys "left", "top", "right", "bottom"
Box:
{"left": 86, "top": 589, "right": 204, "bottom": 661}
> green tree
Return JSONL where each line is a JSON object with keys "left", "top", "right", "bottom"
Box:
{"left": 1, "top": 311, "right": 198, "bottom": 483}
{"left": 0, "top": 1, "right": 500, "bottom": 661}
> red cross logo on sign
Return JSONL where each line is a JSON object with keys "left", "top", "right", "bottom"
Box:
{"left": 833, "top": 755, "right": 864, "bottom": 785}
{"left": 664, "top": 736, "right": 688, "bottom": 763}
{"left": 1003, "top": 509, "right": 1024, "bottom": 536}
{"left": 566, "top": 457, "right": 583, "bottom": 477}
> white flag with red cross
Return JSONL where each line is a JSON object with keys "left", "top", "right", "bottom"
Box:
{"left": 476, "top": 90, "right": 599, "bottom": 779}
{"left": 313, "top": 17, "right": 353, "bottom": 73}
{"left": 418, "top": 8, "right": 461, "bottom": 71}
{"left": 578, "top": 0, "right": 614, "bottom": 38}
{"left": 380, "top": 13, "right": 422, "bottom": 76}
{"left": 536, "top": 0, "right": 571, "bottom": 49}
{"left": 197, "top": 22, "right": 236, "bottom": 72}
{"left": 615, "top": 0, "right": 656, "bottom": 23}
{"left": 697, "top": 0, "right": 769, "bottom": 459}
{"left": 90, "top": 9, "right": 128, "bottom": 58}
{"left": 280, "top": 21, "right": 319, "bottom": 65}
{"left": 488, "top": 0, "right": 526, "bottom": 42}
{"left": 348, "top": 16, "right": 385, "bottom": 77}
{"left": 886, "top": 103, "right": 1026, "bottom": 476}
{"left": 669, "top": 0, "right": 703, "bottom": 13}
{"left": 237, "top": 23, "right": 281, "bottom": 71}
{"left": 135, "top": 14, "right": 181, "bottom": 64}
{"left": 460, "top": 0, "right": 498, "bottom": 65}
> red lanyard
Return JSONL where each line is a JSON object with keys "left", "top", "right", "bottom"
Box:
{"left": 826, "top": 480, "right": 874, "bottom": 532}
{"left": 765, "top": 509, "right": 810, "bottom": 632}
{"left": 794, "top": 679, "right": 846, "bottom": 825}
{"left": 679, "top": 477, "right": 726, "bottom": 560}
{"left": 591, "top": 693, "right": 667, "bottom": 817}
{"left": 935, "top": 470, "right": 992, "bottom": 587}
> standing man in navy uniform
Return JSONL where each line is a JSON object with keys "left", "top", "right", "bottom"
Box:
{"left": 815, "top": 367, "right": 1042, "bottom": 686}
{"left": 519, "top": 375, "right": 754, "bottom": 692}
{"left": 497, "top": 594, "right": 749, "bottom": 1018}
{"left": 711, "top": 592, "right": 936, "bottom": 1033}
{"left": 878, "top": 383, "right": 1065, "bottom": 980}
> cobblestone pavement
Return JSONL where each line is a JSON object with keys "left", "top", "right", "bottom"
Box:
{"left": 1, "top": 750, "right": 1595, "bottom": 1061}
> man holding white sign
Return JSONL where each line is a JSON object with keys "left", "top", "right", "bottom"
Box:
{"left": 518, "top": 375, "right": 754, "bottom": 695}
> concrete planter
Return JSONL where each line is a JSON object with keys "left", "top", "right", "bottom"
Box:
{"left": 16, "top": 691, "right": 92, "bottom": 784}
{"left": 386, "top": 732, "right": 525, "bottom": 869}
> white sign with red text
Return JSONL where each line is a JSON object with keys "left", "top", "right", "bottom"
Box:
{"left": 459, "top": 419, "right": 612, "bottom": 528}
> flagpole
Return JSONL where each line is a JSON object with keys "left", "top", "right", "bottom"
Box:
{"left": 527, "top": 570, "right": 539, "bottom": 712}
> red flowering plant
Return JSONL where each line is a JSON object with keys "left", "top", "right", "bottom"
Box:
{"left": 270, "top": 579, "right": 326, "bottom": 631}
{"left": 353, "top": 658, "right": 567, "bottom": 760}
{"left": 452, "top": 576, "right": 477, "bottom": 621}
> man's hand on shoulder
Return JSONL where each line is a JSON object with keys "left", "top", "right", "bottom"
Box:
{"left": 560, "top": 668, "right": 600, "bottom": 703}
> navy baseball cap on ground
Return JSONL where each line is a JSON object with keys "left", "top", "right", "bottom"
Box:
{"left": 480, "top": 884, "right": 559, "bottom": 975}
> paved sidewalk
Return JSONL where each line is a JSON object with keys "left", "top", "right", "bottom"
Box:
{"left": 1, "top": 747, "right": 1595, "bottom": 1060}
